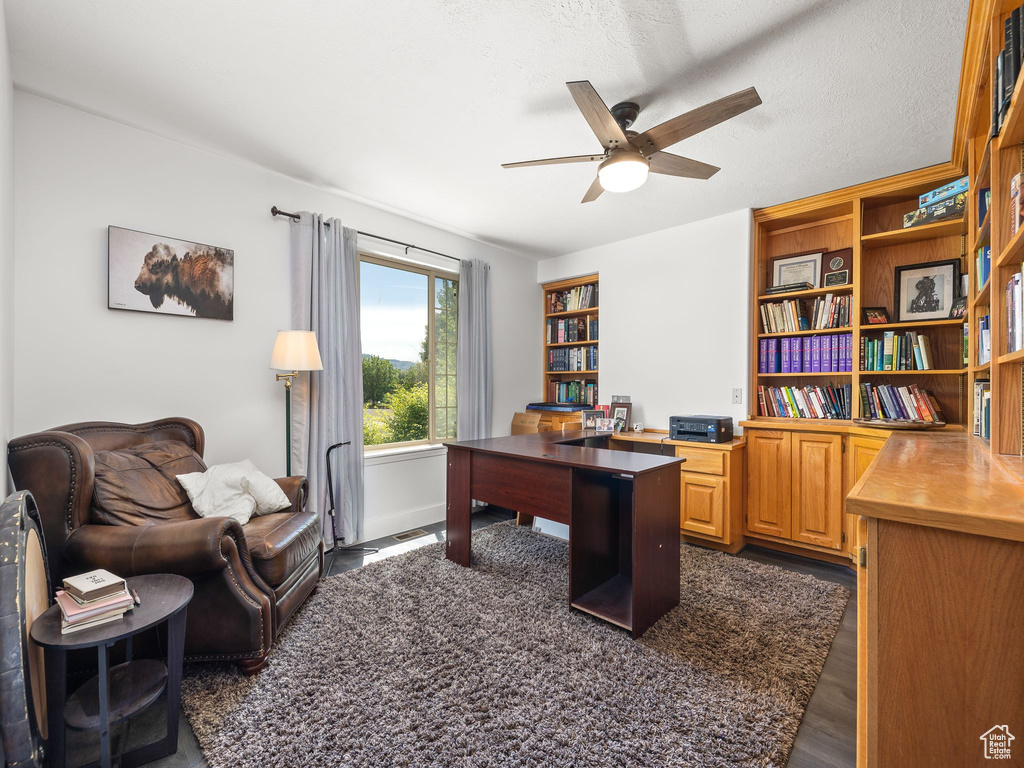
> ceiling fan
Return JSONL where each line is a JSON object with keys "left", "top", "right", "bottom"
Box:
{"left": 502, "top": 81, "right": 761, "bottom": 203}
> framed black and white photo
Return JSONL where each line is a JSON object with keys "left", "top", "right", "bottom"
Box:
{"left": 108, "top": 226, "right": 234, "bottom": 320}
{"left": 893, "top": 259, "right": 960, "bottom": 323}
{"left": 770, "top": 250, "right": 823, "bottom": 289}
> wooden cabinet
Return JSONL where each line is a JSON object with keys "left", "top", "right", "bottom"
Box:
{"left": 744, "top": 427, "right": 848, "bottom": 558}
{"left": 843, "top": 435, "right": 885, "bottom": 557}
{"left": 746, "top": 430, "right": 792, "bottom": 540}
{"left": 680, "top": 473, "right": 725, "bottom": 539}
{"left": 791, "top": 432, "right": 843, "bottom": 549}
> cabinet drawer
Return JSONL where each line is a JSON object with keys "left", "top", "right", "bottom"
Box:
{"left": 674, "top": 446, "right": 725, "bottom": 475}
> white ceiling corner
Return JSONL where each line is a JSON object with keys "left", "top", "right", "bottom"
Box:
{"left": 6, "top": 0, "right": 968, "bottom": 258}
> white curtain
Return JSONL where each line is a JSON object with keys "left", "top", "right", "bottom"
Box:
{"left": 456, "top": 258, "right": 492, "bottom": 440}
{"left": 289, "top": 213, "right": 365, "bottom": 545}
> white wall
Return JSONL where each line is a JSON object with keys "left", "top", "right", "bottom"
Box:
{"left": 13, "top": 92, "right": 541, "bottom": 539}
{"left": 536, "top": 209, "right": 752, "bottom": 431}
{"left": 0, "top": 7, "right": 12, "bottom": 497}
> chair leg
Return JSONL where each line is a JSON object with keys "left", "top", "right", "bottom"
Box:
{"left": 237, "top": 654, "right": 269, "bottom": 675}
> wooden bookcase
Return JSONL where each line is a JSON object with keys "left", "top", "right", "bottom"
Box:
{"left": 751, "top": 178, "right": 969, "bottom": 430}
{"left": 542, "top": 274, "right": 599, "bottom": 406}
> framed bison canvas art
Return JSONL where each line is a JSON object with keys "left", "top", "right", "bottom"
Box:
{"left": 108, "top": 226, "right": 234, "bottom": 320}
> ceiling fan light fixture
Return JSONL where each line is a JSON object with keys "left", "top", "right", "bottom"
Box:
{"left": 597, "top": 150, "right": 650, "bottom": 193}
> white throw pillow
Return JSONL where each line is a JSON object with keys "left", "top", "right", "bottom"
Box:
{"left": 177, "top": 460, "right": 290, "bottom": 526}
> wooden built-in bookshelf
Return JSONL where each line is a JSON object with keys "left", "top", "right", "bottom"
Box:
{"left": 752, "top": 178, "right": 971, "bottom": 432}
{"left": 542, "top": 274, "right": 599, "bottom": 406}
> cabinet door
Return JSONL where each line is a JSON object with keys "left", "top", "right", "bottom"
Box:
{"left": 792, "top": 432, "right": 843, "bottom": 549}
{"left": 746, "top": 430, "right": 792, "bottom": 539}
{"left": 843, "top": 436, "right": 886, "bottom": 557}
{"left": 680, "top": 472, "right": 725, "bottom": 539}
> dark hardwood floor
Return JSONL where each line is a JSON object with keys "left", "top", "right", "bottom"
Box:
{"left": 70, "top": 508, "right": 855, "bottom": 768}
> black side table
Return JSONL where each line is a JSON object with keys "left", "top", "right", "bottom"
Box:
{"left": 30, "top": 574, "right": 193, "bottom": 768}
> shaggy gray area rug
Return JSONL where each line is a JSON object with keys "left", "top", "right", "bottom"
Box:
{"left": 181, "top": 522, "right": 848, "bottom": 768}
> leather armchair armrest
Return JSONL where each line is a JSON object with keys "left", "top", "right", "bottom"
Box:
{"left": 64, "top": 517, "right": 252, "bottom": 578}
{"left": 273, "top": 476, "right": 309, "bottom": 514}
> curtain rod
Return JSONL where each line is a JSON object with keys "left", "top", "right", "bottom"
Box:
{"left": 270, "top": 206, "right": 459, "bottom": 262}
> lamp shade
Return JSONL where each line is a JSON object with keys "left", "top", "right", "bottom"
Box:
{"left": 269, "top": 330, "right": 323, "bottom": 371}
{"left": 597, "top": 150, "right": 650, "bottom": 193}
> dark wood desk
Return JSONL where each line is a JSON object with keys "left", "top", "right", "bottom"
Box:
{"left": 444, "top": 431, "right": 683, "bottom": 637}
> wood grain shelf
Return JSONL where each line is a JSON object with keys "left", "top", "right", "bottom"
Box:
{"left": 859, "top": 369, "right": 968, "bottom": 376}
{"left": 973, "top": 277, "right": 991, "bottom": 307}
{"left": 860, "top": 218, "right": 965, "bottom": 249}
{"left": 978, "top": 139, "right": 991, "bottom": 186}
{"left": 757, "top": 371, "right": 853, "bottom": 378}
{"left": 997, "top": 348, "right": 1024, "bottom": 365}
{"left": 972, "top": 362, "right": 991, "bottom": 374}
{"left": 973, "top": 210, "right": 991, "bottom": 250}
{"left": 757, "top": 285, "right": 853, "bottom": 302}
{"left": 862, "top": 318, "right": 965, "bottom": 331}
{"left": 997, "top": 225, "right": 1024, "bottom": 268}
{"left": 757, "top": 327, "right": 851, "bottom": 338}
{"left": 545, "top": 307, "right": 599, "bottom": 318}
{"left": 544, "top": 340, "right": 598, "bottom": 348}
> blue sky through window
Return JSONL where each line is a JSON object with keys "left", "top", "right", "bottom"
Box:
{"left": 360, "top": 261, "right": 428, "bottom": 363}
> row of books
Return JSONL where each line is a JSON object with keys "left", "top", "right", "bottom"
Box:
{"left": 860, "top": 383, "right": 945, "bottom": 422}
{"left": 860, "top": 331, "right": 937, "bottom": 371}
{"left": 974, "top": 381, "right": 992, "bottom": 439}
{"left": 994, "top": 5, "right": 1024, "bottom": 136}
{"left": 759, "top": 294, "right": 850, "bottom": 334}
{"left": 758, "top": 333, "right": 854, "bottom": 374}
{"left": 757, "top": 384, "right": 852, "bottom": 420}
{"left": 1007, "top": 272, "right": 1023, "bottom": 354}
{"left": 548, "top": 284, "right": 597, "bottom": 314}
{"left": 547, "top": 378, "right": 597, "bottom": 406}
{"left": 56, "top": 568, "right": 135, "bottom": 634}
{"left": 545, "top": 315, "right": 597, "bottom": 344}
{"left": 977, "top": 246, "right": 992, "bottom": 291}
{"left": 979, "top": 314, "right": 992, "bottom": 365}
{"left": 547, "top": 346, "right": 597, "bottom": 372}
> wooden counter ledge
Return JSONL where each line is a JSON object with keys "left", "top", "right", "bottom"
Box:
{"left": 846, "top": 431, "right": 1024, "bottom": 542}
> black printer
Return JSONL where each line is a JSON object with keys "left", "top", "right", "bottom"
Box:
{"left": 669, "top": 415, "right": 734, "bottom": 443}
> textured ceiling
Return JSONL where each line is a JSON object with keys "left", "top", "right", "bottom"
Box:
{"left": 6, "top": 0, "right": 967, "bottom": 258}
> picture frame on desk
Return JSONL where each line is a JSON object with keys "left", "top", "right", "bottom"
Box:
{"left": 581, "top": 409, "right": 603, "bottom": 429}
{"left": 611, "top": 403, "right": 632, "bottom": 433}
{"left": 894, "top": 258, "right": 960, "bottom": 322}
{"left": 948, "top": 296, "right": 967, "bottom": 319}
{"left": 770, "top": 250, "right": 823, "bottom": 289}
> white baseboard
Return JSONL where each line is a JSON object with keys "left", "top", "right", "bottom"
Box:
{"left": 360, "top": 502, "right": 446, "bottom": 543}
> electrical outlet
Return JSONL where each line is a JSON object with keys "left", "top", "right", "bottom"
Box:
{"left": 731, "top": 388, "right": 743, "bottom": 405}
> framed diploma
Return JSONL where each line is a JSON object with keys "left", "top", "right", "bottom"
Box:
{"left": 770, "top": 250, "right": 823, "bottom": 289}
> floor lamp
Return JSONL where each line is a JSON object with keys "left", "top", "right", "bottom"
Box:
{"left": 269, "top": 330, "right": 323, "bottom": 476}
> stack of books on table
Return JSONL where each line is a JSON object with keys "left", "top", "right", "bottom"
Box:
{"left": 56, "top": 568, "right": 134, "bottom": 634}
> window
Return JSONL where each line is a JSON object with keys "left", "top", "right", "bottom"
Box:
{"left": 360, "top": 253, "right": 458, "bottom": 449}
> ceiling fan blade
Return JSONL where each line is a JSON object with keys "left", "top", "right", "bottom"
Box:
{"left": 632, "top": 87, "right": 761, "bottom": 155}
{"left": 648, "top": 152, "right": 720, "bottom": 180}
{"left": 566, "top": 81, "right": 630, "bottom": 150}
{"left": 581, "top": 175, "right": 604, "bottom": 204}
{"left": 501, "top": 153, "right": 604, "bottom": 169}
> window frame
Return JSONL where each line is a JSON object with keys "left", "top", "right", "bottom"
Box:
{"left": 358, "top": 251, "right": 458, "bottom": 451}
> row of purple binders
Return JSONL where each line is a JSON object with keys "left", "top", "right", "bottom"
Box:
{"left": 759, "top": 333, "right": 854, "bottom": 374}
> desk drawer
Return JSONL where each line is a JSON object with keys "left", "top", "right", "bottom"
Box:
{"left": 673, "top": 446, "right": 725, "bottom": 475}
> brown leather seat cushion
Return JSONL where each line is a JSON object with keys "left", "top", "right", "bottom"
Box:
{"left": 92, "top": 440, "right": 206, "bottom": 526}
{"left": 243, "top": 511, "right": 321, "bottom": 588}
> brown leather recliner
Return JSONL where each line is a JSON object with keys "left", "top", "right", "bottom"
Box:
{"left": 7, "top": 418, "right": 323, "bottom": 673}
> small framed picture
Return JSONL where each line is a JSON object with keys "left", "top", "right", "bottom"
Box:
{"left": 862, "top": 307, "right": 891, "bottom": 324}
{"left": 581, "top": 409, "right": 603, "bottom": 429}
{"left": 771, "top": 250, "right": 823, "bottom": 289}
{"left": 610, "top": 395, "right": 631, "bottom": 404}
{"left": 594, "top": 418, "right": 615, "bottom": 433}
{"left": 948, "top": 295, "right": 967, "bottom": 319}
{"left": 894, "top": 259, "right": 961, "bottom": 322}
{"left": 611, "top": 403, "right": 632, "bottom": 433}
